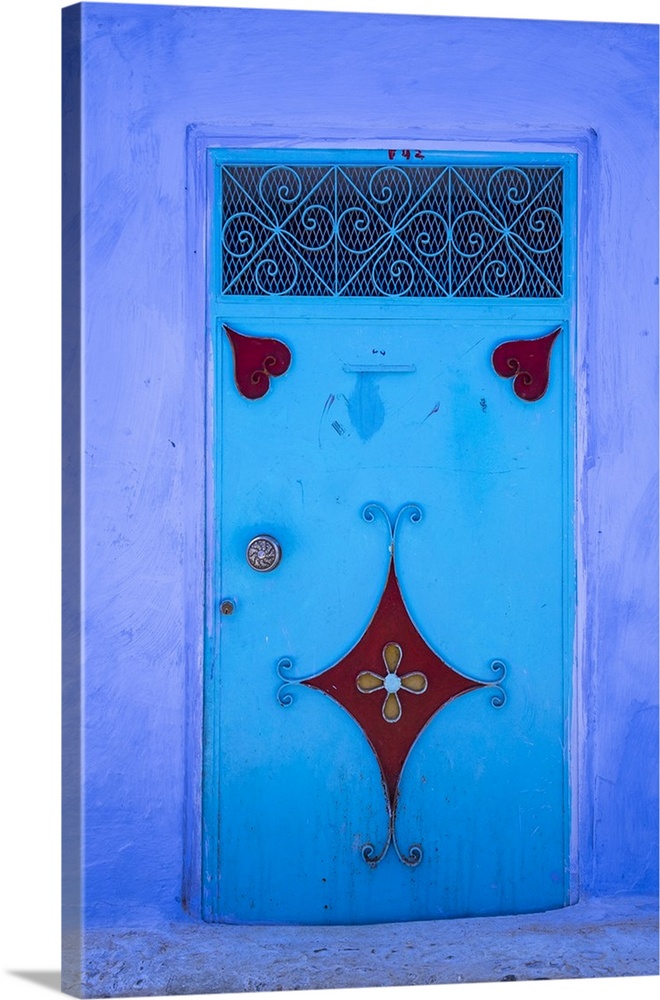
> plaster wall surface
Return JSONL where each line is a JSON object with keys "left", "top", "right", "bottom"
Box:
{"left": 64, "top": 1, "right": 659, "bottom": 928}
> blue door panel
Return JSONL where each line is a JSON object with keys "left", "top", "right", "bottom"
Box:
{"left": 205, "top": 150, "right": 576, "bottom": 924}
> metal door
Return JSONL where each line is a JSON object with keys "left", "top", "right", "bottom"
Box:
{"left": 203, "top": 150, "right": 576, "bottom": 923}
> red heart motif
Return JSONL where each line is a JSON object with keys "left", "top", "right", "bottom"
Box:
{"left": 492, "top": 328, "right": 561, "bottom": 402}
{"left": 223, "top": 324, "right": 292, "bottom": 400}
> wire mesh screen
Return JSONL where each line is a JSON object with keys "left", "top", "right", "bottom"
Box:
{"left": 220, "top": 164, "right": 564, "bottom": 298}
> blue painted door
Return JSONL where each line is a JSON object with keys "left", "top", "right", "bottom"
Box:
{"left": 204, "top": 150, "right": 576, "bottom": 923}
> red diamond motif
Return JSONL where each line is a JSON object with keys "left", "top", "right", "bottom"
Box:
{"left": 277, "top": 504, "right": 505, "bottom": 865}
{"left": 302, "top": 558, "right": 485, "bottom": 813}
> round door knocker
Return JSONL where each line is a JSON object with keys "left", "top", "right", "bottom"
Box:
{"left": 246, "top": 534, "right": 282, "bottom": 573}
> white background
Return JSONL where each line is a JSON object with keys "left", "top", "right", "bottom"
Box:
{"left": 0, "top": 2, "right": 656, "bottom": 999}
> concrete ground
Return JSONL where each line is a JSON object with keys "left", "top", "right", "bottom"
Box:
{"left": 65, "top": 894, "right": 658, "bottom": 998}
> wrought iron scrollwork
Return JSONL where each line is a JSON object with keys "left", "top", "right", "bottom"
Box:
{"left": 487, "top": 659, "right": 507, "bottom": 708}
{"left": 220, "top": 163, "right": 563, "bottom": 298}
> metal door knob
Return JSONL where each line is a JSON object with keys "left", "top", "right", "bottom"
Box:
{"left": 246, "top": 534, "right": 282, "bottom": 572}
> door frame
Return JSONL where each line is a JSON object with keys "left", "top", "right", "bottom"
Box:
{"left": 193, "top": 132, "right": 588, "bottom": 922}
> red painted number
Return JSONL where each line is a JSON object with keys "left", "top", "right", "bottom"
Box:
{"left": 387, "top": 149, "right": 426, "bottom": 161}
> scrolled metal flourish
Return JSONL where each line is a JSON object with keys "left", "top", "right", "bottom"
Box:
{"left": 362, "top": 501, "right": 423, "bottom": 558}
{"left": 362, "top": 822, "right": 423, "bottom": 869}
{"left": 487, "top": 166, "right": 532, "bottom": 213}
{"left": 372, "top": 253, "right": 415, "bottom": 297}
{"left": 488, "top": 659, "right": 507, "bottom": 708}
{"left": 482, "top": 251, "right": 525, "bottom": 298}
{"left": 368, "top": 165, "right": 413, "bottom": 207}
{"left": 220, "top": 163, "right": 564, "bottom": 296}
{"left": 258, "top": 165, "right": 302, "bottom": 204}
{"left": 253, "top": 255, "right": 298, "bottom": 296}
{"left": 362, "top": 501, "right": 423, "bottom": 529}
{"left": 396, "top": 841, "right": 423, "bottom": 867}
{"left": 276, "top": 657, "right": 303, "bottom": 707}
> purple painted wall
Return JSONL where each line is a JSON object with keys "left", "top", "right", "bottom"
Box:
{"left": 63, "top": 2, "right": 658, "bottom": 926}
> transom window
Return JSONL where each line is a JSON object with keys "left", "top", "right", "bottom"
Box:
{"left": 219, "top": 163, "right": 563, "bottom": 298}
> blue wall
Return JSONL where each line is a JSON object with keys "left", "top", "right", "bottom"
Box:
{"left": 64, "top": 2, "right": 658, "bottom": 925}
